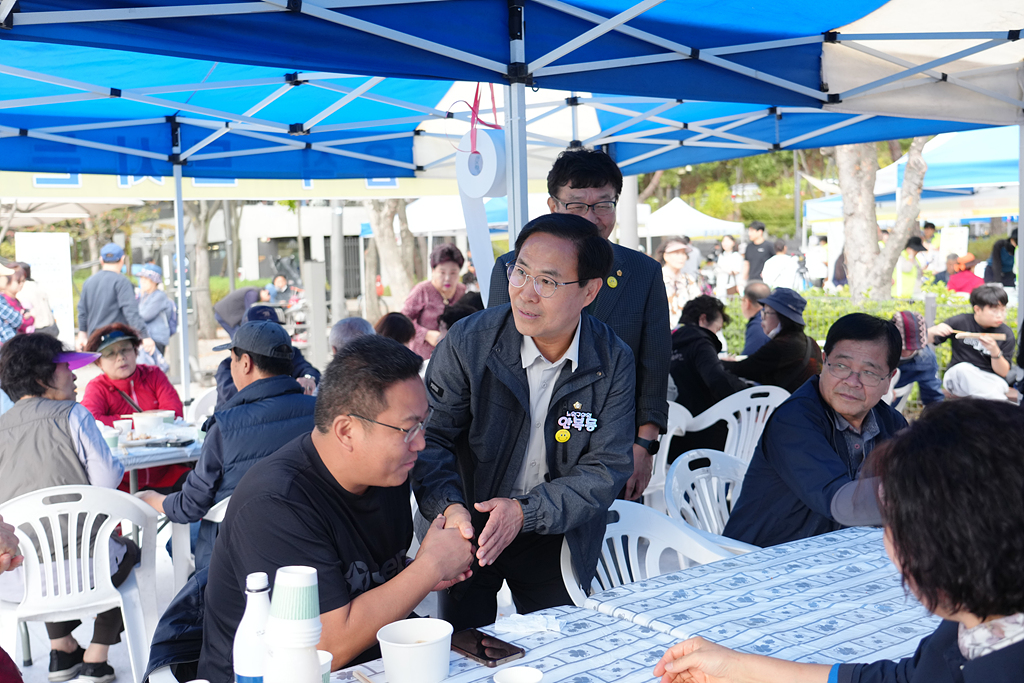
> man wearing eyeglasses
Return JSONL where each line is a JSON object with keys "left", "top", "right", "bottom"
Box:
{"left": 197, "top": 335, "right": 474, "bottom": 681}
{"left": 723, "top": 313, "right": 908, "bottom": 548}
{"left": 488, "top": 149, "right": 669, "bottom": 502}
{"left": 416, "top": 213, "right": 634, "bottom": 631}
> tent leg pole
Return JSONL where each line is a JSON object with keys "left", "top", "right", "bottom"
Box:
{"left": 173, "top": 162, "right": 192, "bottom": 406}
{"left": 619, "top": 175, "right": 639, "bottom": 249}
{"left": 504, "top": 82, "right": 529, "bottom": 245}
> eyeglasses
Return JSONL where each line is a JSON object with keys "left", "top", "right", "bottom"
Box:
{"left": 826, "top": 360, "right": 888, "bottom": 388}
{"left": 100, "top": 343, "right": 136, "bottom": 359}
{"left": 550, "top": 195, "right": 617, "bottom": 217}
{"left": 506, "top": 262, "right": 583, "bottom": 299}
{"left": 348, "top": 407, "right": 433, "bottom": 444}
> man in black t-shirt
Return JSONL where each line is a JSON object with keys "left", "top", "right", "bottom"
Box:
{"left": 928, "top": 284, "right": 1017, "bottom": 402}
{"left": 742, "top": 221, "right": 772, "bottom": 282}
{"left": 198, "top": 336, "right": 474, "bottom": 683}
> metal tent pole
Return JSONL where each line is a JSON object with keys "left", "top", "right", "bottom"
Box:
{"left": 505, "top": 2, "right": 529, "bottom": 244}
{"left": 223, "top": 199, "right": 236, "bottom": 292}
{"left": 172, "top": 141, "right": 192, "bottom": 406}
{"left": 330, "top": 199, "right": 345, "bottom": 323}
{"left": 795, "top": 153, "right": 805, "bottom": 252}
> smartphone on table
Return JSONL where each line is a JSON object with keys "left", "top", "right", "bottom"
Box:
{"left": 451, "top": 628, "right": 526, "bottom": 667}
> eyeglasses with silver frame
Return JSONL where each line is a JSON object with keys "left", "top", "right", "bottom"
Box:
{"left": 506, "top": 262, "right": 584, "bottom": 299}
{"left": 825, "top": 360, "right": 888, "bottom": 388}
{"left": 348, "top": 407, "right": 433, "bottom": 444}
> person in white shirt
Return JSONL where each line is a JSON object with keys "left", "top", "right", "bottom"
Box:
{"left": 760, "top": 240, "right": 801, "bottom": 290}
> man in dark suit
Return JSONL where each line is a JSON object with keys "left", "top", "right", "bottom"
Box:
{"left": 488, "top": 149, "right": 669, "bottom": 500}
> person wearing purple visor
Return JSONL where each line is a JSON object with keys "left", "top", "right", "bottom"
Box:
{"left": 0, "top": 333, "right": 134, "bottom": 683}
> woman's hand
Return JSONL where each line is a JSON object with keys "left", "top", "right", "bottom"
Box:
{"left": 425, "top": 330, "right": 442, "bottom": 347}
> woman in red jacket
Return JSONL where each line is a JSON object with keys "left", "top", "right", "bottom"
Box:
{"left": 81, "top": 323, "right": 188, "bottom": 492}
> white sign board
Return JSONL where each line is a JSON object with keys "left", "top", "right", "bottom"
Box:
{"left": 939, "top": 226, "right": 970, "bottom": 260}
{"left": 15, "top": 232, "right": 74, "bottom": 348}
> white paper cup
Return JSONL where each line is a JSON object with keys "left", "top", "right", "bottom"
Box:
{"left": 113, "top": 419, "right": 133, "bottom": 435}
{"left": 266, "top": 566, "right": 322, "bottom": 647}
{"left": 318, "top": 649, "right": 332, "bottom": 683}
{"left": 494, "top": 666, "right": 543, "bottom": 683}
{"left": 377, "top": 618, "right": 453, "bottom": 683}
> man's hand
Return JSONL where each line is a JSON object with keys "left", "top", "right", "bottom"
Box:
{"left": 442, "top": 504, "right": 476, "bottom": 540}
{"left": 977, "top": 335, "right": 1001, "bottom": 356}
{"left": 75, "top": 331, "right": 88, "bottom": 352}
{"left": 135, "top": 490, "right": 166, "bottom": 514}
{"left": 296, "top": 376, "right": 317, "bottom": 395}
{"left": 474, "top": 498, "right": 523, "bottom": 566}
{"left": 0, "top": 514, "right": 24, "bottom": 574}
{"left": 624, "top": 444, "right": 654, "bottom": 501}
{"left": 927, "top": 322, "right": 953, "bottom": 344}
{"left": 417, "top": 515, "right": 474, "bottom": 591}
{"left": 141, "top": 337, "right": 157, "bottom": 354}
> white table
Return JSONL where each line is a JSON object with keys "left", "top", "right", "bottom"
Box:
{"left": 115, "top": 441, "right": 202, "bottom": 494}
{"left": 334, "top": 605, "right": 680, "bottom": 683}
{"left": 584, "top": 527, "right": 940, "bottom": 665}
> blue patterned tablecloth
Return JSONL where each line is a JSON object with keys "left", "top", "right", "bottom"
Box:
{"left": 333, "top": 605, "right": 678, "bottom": 683}
{"left": 584, "top": 527, "right": 939, "bottom": 665}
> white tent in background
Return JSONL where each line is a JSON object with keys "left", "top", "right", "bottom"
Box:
{"left": 645, "top": 197, "right": 745, "bottom": 239}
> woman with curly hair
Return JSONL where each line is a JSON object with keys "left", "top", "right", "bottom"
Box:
{"left": 654, "top": 398, "right": 1024, "bottom": 683}
{"left": 0, "top": 333, "right": 134, "bottom": 683}
{"left": 401, "top": 242, "right": 466, "bottom": 359}
{"left": 80, "top": 323, "right": 187, "bottom": 492}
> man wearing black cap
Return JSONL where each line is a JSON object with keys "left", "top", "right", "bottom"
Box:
{"left": 76, "top": 242, "right": 156, "bottom": 354}
{"left": 213, "top": 306, "right": 320, "bottom": 408}
{"left": 724, "top": 313, "right": 907, "bottom": 547}
{"left": 137, "top": 320, "right": 317, "bottom": 571}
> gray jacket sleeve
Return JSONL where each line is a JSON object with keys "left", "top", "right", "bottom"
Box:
{"left": 117, "top": 278, "right": 150, "bottom": 338}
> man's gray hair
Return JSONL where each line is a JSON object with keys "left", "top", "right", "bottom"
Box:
{"left": 330, "top": 317, "right": 375, "bottom": 353}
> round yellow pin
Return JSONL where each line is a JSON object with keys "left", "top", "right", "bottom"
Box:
{"left": 606, "top": 276, "right": 618, "bottom": 288}
{"left": 555, "top": 429, "right": 571, "bottom": 443}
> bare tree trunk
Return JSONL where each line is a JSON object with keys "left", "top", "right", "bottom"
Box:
{"left": 835, "top": 143, "right": 881, "bottom": 304}
{"left": 637, "top": 170, "right": 664, "bottom": 203}
{"left": 364, "top": 199, "right": 414, "bottom": 304}
{"left": 837, "top": 139, "right": 929, "bottom": 303}
{"left": 363, "top": 237, "right": 381, "bottom": 323}
{"left": 887, "top": 140, "right": 903, "bottom": 166}
{"left": 395, "top": 199, "right": 419, "bottom": 281}
{"left": 184, "top": 200, "right": 221, "bottom": 339}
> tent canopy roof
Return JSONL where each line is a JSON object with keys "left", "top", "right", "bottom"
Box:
{"left": 645, "top": 196, "right": 744, "bottom": 237}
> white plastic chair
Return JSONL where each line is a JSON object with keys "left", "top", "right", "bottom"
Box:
{"left": 881, "top": 368, "right": 901, "bottom": 405}
{"left": 665, "top": 449, "right": 748, "bottom": 537}
{"left": 642, "top": 401, "right": 692, "bottom": 514}
{"left": 891, "top": 383, "right": 913, "bottom": 414}
{"left": 560, "top": 500, "right": 731, "bottom": 606}
{"left": 686, "top": 385, "right": 790, "bottom": 463}
{"left": 186, "top": 387, "right": 218, "bottom": 425}
{"left": 0, "top": 486, "right": 160, "bottom": 683}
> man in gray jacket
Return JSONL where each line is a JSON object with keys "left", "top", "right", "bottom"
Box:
{"left": 414, "top": 213, "right": 635, "bottom": 630}
{"left": 76, "top": 243, "right": 156, "bottom": 354}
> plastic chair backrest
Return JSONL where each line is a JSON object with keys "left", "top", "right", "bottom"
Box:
{"left": 560, "top": 500, "right": 730, "bottom": 606}
{"left": 188, "top": 387, "right": 218, "bottom": 425}
{"left": 0, "top": 485, "right": 159, "bottom": 683}
{"left": 203, "top": 496, "right": 231, "bottom": 523}
{"left": 686, "top": 385, "right": 789, "bottom": 463}
{"left": 642, "top": 401, "right": 692, "bottom": 514}
{"left": 665, "top": 449, "right": 748, "bottom": 535}
{"left": 881, "top": 368, "right": 901, "bottom": 405}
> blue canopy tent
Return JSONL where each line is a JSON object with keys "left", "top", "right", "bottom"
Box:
{"left": 8, "top": 0, "right": 1022, "bottom": 232}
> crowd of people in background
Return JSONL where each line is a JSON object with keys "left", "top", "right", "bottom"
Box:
{"left": 0, "top": 145, "right": 1020, "bottom": 683}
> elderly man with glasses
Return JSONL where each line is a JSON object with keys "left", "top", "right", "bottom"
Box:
{"left": 489, "top": 148, "right": 669, "bottom": 502}
{"left": 723, "top": 313, "right": 908, "bottom": 548}
{"left": 415, "top": 213, "right": 634, "bottom": 631}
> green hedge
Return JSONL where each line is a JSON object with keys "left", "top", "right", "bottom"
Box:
{"left": 722, "top": 283, "right": 1017, "bottom": 375}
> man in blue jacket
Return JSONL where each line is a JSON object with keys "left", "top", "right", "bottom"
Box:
{"left": 724, "top": 313, "right": 908, "bottom": 548}
{"left": 213, "top": 306, "right": 319, "bottom": 408}
{"left": 415, "top": 213, "right": 635, "bottom": 631}
{"left": 137, "top": 320, "right": 316, "bottom": 571}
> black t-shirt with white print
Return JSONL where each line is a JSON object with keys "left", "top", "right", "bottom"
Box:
{"left": 935, "top": 313, "right": 1015, "bottom": 375}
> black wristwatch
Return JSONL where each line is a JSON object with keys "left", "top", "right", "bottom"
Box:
{"left": 634, "top": 437, "right": 660, "bottom": 455}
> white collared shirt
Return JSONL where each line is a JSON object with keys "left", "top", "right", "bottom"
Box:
{"left": 511, "top": 318, "right": 582, "bottom": 497}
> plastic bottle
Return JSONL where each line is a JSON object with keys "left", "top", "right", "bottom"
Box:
{"left": 233, "top": 572, "right": 271, "bottom": 683}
